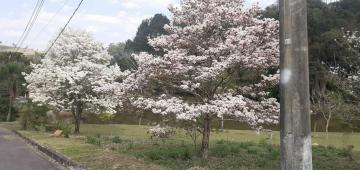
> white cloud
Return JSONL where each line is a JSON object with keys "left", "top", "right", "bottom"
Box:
{"left": 0, "top": 0, "right": 276, "bottom": 50}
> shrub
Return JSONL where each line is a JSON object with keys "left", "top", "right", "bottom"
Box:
{"left": 147, "top": 125, "right": 175, "bottom": 140}
{"left": 55, "top": 121, "right": 72, "bottom": 138}
{"left": 98, "top": 112, "right": 114, "bottom": 123}
{"left": 85, "top": 136, "right": 101, "bottom": 146}
{"left": 340, "top": 145, "right": 355, "bottom": 161}
{"left": 211, "top": 141, "right": 243, "bottom": 157}
{"left": 126, "top": 141, "right": 134, "bottom": 151}
{"left": 0, "top": 97, "right": 18, "bottom": 122}
{"left": 44, "top": 124, "right": 57, "bottom": 132}
{"left": 145, "top": 145, "right": 192, "bottom": 161}
{"left": 112, "top": 136, "right": 122, "bottom": 144}
{"left": 17, "top": 102, "right": 49, "bottom": 130}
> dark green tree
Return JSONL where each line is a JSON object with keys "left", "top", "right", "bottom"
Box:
{"left": 0, "top": 52, "right": 29, "bottom": 122}
{"left": 108, "top": 42, "right": 137, "bottom": 71}
{"left": 263, "top": 0, "right": 360, "bottom": 132}
{"left": 125, "top": 14, "right": 170, "bottom": 55}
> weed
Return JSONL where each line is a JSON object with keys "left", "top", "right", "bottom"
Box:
{"left": 112, "top": 136, "right": 122, "bottom": 144}
{"left": 85, "top": 136, "right": 101, "bottom": 146}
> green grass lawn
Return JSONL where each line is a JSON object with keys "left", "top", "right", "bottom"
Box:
{"left": 1, "top": 122, "right": 360, "bottom": 170}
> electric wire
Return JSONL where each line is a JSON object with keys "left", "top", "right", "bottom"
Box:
{"left": 14, "top": 0, "right": 41, "bottom": 49}
{"left": 33, "top": 0, "right": 70, "bottom": 41}
{"left": 43, "top": 0, "right": 85, "bottom": 56}
{"left": 16, "top": 0, "right": 46, "bottom": 51}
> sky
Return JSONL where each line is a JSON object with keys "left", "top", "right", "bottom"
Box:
{"left": 0, "top": 0, "right": 276, "bottom": 51}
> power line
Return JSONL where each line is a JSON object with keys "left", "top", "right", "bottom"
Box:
{"left": 44, "top": 0, "right": 85, "bottom": 56}
{"left": 17, "top": 0, "right": 45, "bottom": 49}
{"left": 15, "top": 0, "right": 46, "bottom": 51}
{"left": 33, "top": 0, "right": 70, "bottom": 41}
{"left": 15, "top": 0, "right": 41, "bottom": 49}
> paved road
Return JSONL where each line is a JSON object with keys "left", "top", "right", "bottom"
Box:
{"left": 0, "top": 127, "right": 61, "bottom": 170}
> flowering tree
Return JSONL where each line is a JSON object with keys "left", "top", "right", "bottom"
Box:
{"left": 318, "top": 30, "right": 360, "bottom": 133}
{"left": 346, "top": 31, "right": 360, "bottom": 91}
{"left": 345, "top": 31, "right": 360, "bottom": 123}
{"left": 122, "top": 0, "right": 280, "bottom": 159}
{"left": 25, "top": 29, "right": 128, "bottom": 133}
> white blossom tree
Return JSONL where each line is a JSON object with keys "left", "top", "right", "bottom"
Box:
{"left": 121, "top": 0, "right": 280, "bottom": 159}
{"left": 344, "top": 31, "right": 360, "bottom": 123}
{"left": 25, "top": 29, "right": 128, "bottom": 133}
{"left": 346, "top": 31, "right": 360, "bottom": 92}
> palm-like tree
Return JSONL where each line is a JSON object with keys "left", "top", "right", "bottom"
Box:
{"left": 0, "top": 62, "right": 25, "bottom": 121}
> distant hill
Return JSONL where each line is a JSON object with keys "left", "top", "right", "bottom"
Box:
{"left": 0, "top": 45, "right": 12, "bottom": 51}
{"left": 0, "top": 45, "right": 36, "bottom": 56}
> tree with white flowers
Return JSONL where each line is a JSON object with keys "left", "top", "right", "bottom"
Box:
{"left": 25, "top": 29, "right": 128, "bottom": 133}
{"left": 346, "top": 31, "right": 360, "bottom": 90}
{"left": 122, "top": 0, "right": 280, "bottom": 159}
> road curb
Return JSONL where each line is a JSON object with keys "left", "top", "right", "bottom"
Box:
{"left": 11, "top": 129, "right": 87, "bottom": 170}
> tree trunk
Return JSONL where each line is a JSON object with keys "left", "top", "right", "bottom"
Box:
{"left": 201, "top": 114, "right": 210, "bottom": 160}
{"left": 74, "top": 115, "right": 80, "bottom": 134}
{"left": 72, "top": 103, "right": 82, "bottom": 134}
{"left": 325, "top": 112, "right": 332, "bottom": 139}
{"left": 6, "top": 94, "right": 12, "bottom": 122}
{"left": 74, "top": 104, "right": 82, "bottom": 134}
{"left": 221, "top": 116, "right": 224, "bottom": 132}
{"left": 325, "top": 119, "right": 330, "bottom": 139}
{"left": 313, "top": 120, "right": 317, "bottom": 132}
{"left": 138, "top": 113, "right": 143, "bottom": 126}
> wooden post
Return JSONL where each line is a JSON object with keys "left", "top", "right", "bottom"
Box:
{"left": 279, "top": 0, "right": 312, "bottom": 169}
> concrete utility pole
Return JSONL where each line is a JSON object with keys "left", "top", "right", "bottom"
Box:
{"left": 279, "top": 0, "right": 312, "bottom": 169}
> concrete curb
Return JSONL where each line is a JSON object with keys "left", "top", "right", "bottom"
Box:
{"left": 11, "top": 130, "right": 87, "bottom": 170}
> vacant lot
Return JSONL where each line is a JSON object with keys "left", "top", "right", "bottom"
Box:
{"left": 1, "top": 122, "right": 359, "bottom": 170}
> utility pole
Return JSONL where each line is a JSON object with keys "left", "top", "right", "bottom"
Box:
{"left": 279, "top": 0, "right": 312, "bottom": 169}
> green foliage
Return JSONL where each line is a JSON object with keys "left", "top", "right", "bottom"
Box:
{"left": 85, "top": 136, "right": 102, "bottom": 146}
{"left": 125, "top": 14, "right": 170, "bottom": 55}
{"left": 263, "top": 0, "right": 360, "bottom": 131}
{"left": 108, "top": 14, "right": 169, "bottom": 72}
{"left": 97, "top": 112, "right": 114, "bottom": 123}
{"left": 112, "top": 136, "right": 123, "bottom": 144}
{"left": 7, "top": 123, "right": 360, "bottom": 170}
{"left": 146, "top": 145, "right": 192, "bottom": 161}
{"left": 17, "top": 100, "right": 49, "bottom": 130}
{"left": 108, "top": 42, "right": 137, "bottom": 71}
{"left": 0, "top": 52, "right": 31, "bottom": 122}
{"left": 0, "top": 96, "right": 17, "bottom": 121}
{"left": 55, "top": 121, "right": 72, "bottom": 138}
{"left": 340, "top": 145, "right": 355, "bottom": 161}
{"left": 0, "top": 52, "right": 30, "bottom": 65}
{"left": 44, "top": 124, "right": 57, "bottom": 132}
{"left": 211, "top": 141, "right": 267, "bottom": 157}
{"left": 129, "top": 140, "right": 360, "bottom": 169}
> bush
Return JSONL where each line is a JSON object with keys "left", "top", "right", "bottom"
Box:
{"left": 144, "top": 145, "right": 192, "bottom": 161}
{"left": 98, "top": 112, "right": 114, "bottom": 123}
{"left": 147, "top": 125, "right": 175, "bottom": 140}
{"left": 44, "top": 124, "right": 57, "bottom": 132}
{"left": 85, "top": 136, "right": 102, "bottom": 146}
{"left": 0, "top": 97, "right": 18, "bottom": 121}
{"left": 55, "top": 121, "right": 72, "bottom": 138}
{"left": 17, "top": 102, "right": 49, "bottom": 130}
{"left": 112, "top": 136, "right": 122, "bottom": 144}
{"left": 340, "top": 145, "right": 355, "bottom": 161}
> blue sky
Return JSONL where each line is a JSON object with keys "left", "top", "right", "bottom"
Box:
{"left": 0, "top": 0, "right": 276, "bottom": 50}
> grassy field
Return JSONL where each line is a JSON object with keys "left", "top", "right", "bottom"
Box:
{"left": 1, "top": 122, "right": 360, "bottom": 170}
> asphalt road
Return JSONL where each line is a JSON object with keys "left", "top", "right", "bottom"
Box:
{"left": 0, "top": 127, "right": 61, "bottom": 170}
